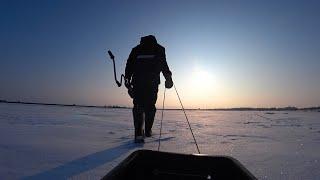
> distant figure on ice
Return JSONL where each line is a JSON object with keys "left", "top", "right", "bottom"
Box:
{"left": 125, "top": 35, "right": 173, "bottom": 143}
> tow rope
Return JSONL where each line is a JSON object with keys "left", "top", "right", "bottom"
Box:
{"left": 157, "top": 88, "right": 166, "bottom": 151}
{"left": 158, "top": 83, "right": 201, "bottom": 154}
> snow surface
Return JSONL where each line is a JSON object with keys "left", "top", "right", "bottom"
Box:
{"left": 1, "top": 103, "right": 320, "bottom": 179}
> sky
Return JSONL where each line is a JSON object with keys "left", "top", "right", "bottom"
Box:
{"left": 1, "top": 0, "right": 320, "bottom": 108}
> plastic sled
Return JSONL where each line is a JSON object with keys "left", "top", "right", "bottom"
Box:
{"left": 102, "top": 149, "right": 257, "bottom": 180}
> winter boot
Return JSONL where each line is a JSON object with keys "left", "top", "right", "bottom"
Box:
{"left": 133, "top": 105, "right": 145, "bottom": 143}
{"left": 145, "top": 106, "right": 156, "bottom": 137}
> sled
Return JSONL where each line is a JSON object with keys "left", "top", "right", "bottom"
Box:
{"left": 102, "top": 149, "right": 257, "bottom": 180}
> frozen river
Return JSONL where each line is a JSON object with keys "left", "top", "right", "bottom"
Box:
{"left": 0, "top": 103, "right": 320, "bottom": 179}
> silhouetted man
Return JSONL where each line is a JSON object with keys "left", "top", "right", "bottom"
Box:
{"left": 125, "top": 35, "right": 173, "bottom": 143}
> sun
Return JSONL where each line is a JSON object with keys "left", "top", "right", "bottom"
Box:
{"left": 190, "top": 67, "right": 212, "bottom": 89}
{"left": 180, "top": 66, "right": 215, "bottom": 108}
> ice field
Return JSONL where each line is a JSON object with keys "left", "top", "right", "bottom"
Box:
{"left": 1, "top": 103, "right": 320, "bottom": 179}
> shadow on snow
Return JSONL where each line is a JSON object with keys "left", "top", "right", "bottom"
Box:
{"left": 23, "top": 141, "right": 142, "bottom": 180}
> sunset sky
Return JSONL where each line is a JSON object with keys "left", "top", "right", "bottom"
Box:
{"left": 1, "top": 0, "right": 320, "bottom": 108}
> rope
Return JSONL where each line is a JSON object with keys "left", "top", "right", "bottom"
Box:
{"left": 173, "top": 84, "right": 201, "bottom": 154}
{"left": 158, "top": 88, "right": 166, "bottom": 151}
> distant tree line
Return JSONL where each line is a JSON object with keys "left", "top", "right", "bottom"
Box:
{"left": 0, "top": 99, "right": 319, "bottom": 111}
{"left": 0, "top": 99, "right": 130, "bottom": 109}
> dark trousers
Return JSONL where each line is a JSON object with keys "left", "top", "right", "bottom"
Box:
{"left": 132, "top": 82, "right": 158, "bottom": 136}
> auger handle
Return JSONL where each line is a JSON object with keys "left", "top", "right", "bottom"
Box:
{"left": 107, "top": 50, "right": 124, "bottom": 87}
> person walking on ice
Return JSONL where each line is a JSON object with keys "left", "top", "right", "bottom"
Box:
{"left": 124, "top": 35, "right": 173, "bottom": 143}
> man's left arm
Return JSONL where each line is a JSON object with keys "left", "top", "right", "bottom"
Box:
{"left": 159, "top": 47, "right": 173, "bottom": 88}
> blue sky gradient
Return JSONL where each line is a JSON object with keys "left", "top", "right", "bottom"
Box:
{"left": 1, "top": 0, "right": 320, "bottom": 108}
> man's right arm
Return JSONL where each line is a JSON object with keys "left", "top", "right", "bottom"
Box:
{"left": 125, "top": 48, "right": 135, "bottom": 81}
{"left": 125, "top": 48, "right": 136, "bottom": 88}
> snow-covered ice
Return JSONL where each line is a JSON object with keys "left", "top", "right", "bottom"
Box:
{"left": 1, "top": 103, "right": 320, "bottom": 179}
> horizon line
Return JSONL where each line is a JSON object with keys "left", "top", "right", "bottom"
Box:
{"left": 1, "top": 99, "right": 320, "bottom": 111}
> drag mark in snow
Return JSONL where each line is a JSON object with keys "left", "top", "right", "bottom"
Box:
{"left": 147, "top": 137, "right": 175, "bottom": 143}
{"left": 243, "top": 121, "right": 261, "bottom": 124}
{"left": 255, "top": 114, "right": 271, "bottom": 120}
{"left": 209, "top": 133, "right": 273, "bottom": 141}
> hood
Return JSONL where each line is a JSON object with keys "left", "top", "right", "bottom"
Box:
{"left": 140, "top": 35, "right": 157, "bottom": 46}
